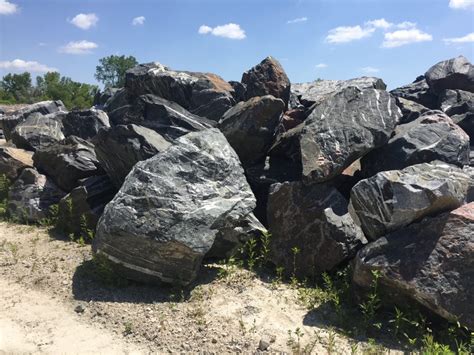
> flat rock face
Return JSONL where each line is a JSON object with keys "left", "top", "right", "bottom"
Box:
{"left": 109, "top": 94, "right": 215, "bottom": 141}
{"left": 349, "top": 161, "right": 471, "bottom": 240}
{"left": 62, "top": 109, "right": 110, "bottom": 140}
{"left": 7, "top": 168, "right": 65, "bottom": 223}
{"left": 11, "top": 112, "right": 66, "bottom": 151}
{"left": 0, "top": 147, "right": 33, "bottom": 180}
{"left": 241, "top": 57, "right": 291, "bottom": 108}
{"left": 93, "top": 129, "right": 264, "bottom": 286}
{"left": 267, "top": 181, "right": 366, "bottom": 278}
{"left": 439, "top": 89, "right": 474, "bottom": 140}
{"left": 125, "top": 62, "right": 235, "bottom": 121}
{"left": 390, "top": 77, "right": 438, "bottom": 109}
{"left": 219, "top": 95, "right": 284, "bottom": 166}
{"left": 353, "top": 203, "right": 474, "bottom": 329}
{"left": 396, "top": 97, "right": 430, "bottom": 124}
{"left": 425, "top": 56, "right": 474, "bottom": 94}
{"left": 360, "top": 110, "right": 470, "bottom": 177}
{"left": 270, "top": 87, "right": 400, "bottom": 183}
{"left": 33, "top": 136, "right": 104, "bottom": 192}
{"left": 92, "top": 124, "right": 171, "bottom": 189}
{"left": 292, "top": 77, "right": 386, "bottom": 107}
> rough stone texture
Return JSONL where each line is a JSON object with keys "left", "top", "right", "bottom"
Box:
{"left": 439, "top": 89, "right": 474, "bottom": 141}
{"left": 108, "top": 94, "right": 215, "bottom": 141}
{"left": 0, "top": 147, "right": 33, "bottom": 180}
{"left": 360, "top": 111, "right": 470, "bottom": 177}
{"left": 125, "top": 62, "right": 235, "bottom": 121}
{"left": 93, "top": 129, "right": 264, "bottom": 286}
{"left": 219, "top": 95, "right": 284, "bottom": 166}
{"left": 465, "top": 167, "right": 474, "bottom": 203}
{"left": 349, "top": 161, "right": 471, "bottom": 241}
{"left": 93, "top": 87, "right": 119, "bottom": 108}
{"left": 62, "top": 109, "right": 110, "bottom": 140}
{"left": 241, "top": 57, "right": 291, "bottom": 108}
{"left": 104, "top": 88, "right": 131, "bottom": 114}
{"left": 396, "top": 97, "right": 430, "bottom": 124}
{"left": 92, "top": 124, "right": 171, "bottom": 188}
{"left": 425, "top": 56, "right": 474, "bottom": 95}
{"left": 10, "top": 112, "right": 66, "bottom": 151}
{"left": 33, "top": 136, "right": 104, "bottom": 192}
{"left": 228, "top": 81, "right": 246, "bottom": 102}
{"left": 353, "top": 203, "right": 474, "bottom": 329}
{"left": 0, "top": 100, "right": 66, "bottom": 141}
{"left": 390, "top": 76, "right": 438, "bottom": 109}
{"left": 291, "top": 77, "right": 386, "bottom": 107}
{"left": 268, "top": 181, "right": 366, "bottom": 279}
{"left": 269, "top": 87, "right": 400, "bottom": 183}
{"left": 7, "top": 168, "right": 65, "bottom": 223}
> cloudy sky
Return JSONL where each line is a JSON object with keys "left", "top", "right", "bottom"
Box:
{"left": 0, "top": 0, "right": 473, "bottom": 89}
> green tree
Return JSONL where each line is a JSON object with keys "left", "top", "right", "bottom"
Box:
{"left": 0, "top": 72, "right": 32, "bottom": 102}
{"left": 95, "top": 55, "right": 138, "bottom": 88}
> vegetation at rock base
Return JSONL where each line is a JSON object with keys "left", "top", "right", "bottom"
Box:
{"left": 95, "top": 55, "right": 138, "bottom": 88}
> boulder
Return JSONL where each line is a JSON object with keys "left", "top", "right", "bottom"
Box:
{"left": 93, "top": 87, "right": 119, "bottom": 108}
{"left": 390, "top": 76, "right": 438, "bottom": 109}
{"left": 425, "top": 56, "right": 474, "bottom": 94}
{"left": 396, "top": 97, "right": 430, "bottom": 124}
{"left": 353, "top": 203, "right": 474, "bottom": 329}
{"left": 92, "top": 124, "right": 171, "bottom": 188}
{"left": 241, "top": 57, "right": 291, "bottom": 107}
{"left": 228, "top": 81, "right": 246, "bottom": 102}
{"left": 93, "top": 129, "right": 264, "bottom": 285}
{"left": 219, "top": 95, "right": 284, "bottom": 166}
{"left": 269, "top": 87, "right": 400, "bottom": 183}
{"left": 108, "top": 94, "right": 215, "bottom": 141}
{"left": 268, "top": 181, "right": 366, "bottom": 278}
{"left": 465, "top": 167, "right": 474, "bottom": 203}
{"left": 125, "top": 62, "right": 235, "bottom": 121}
{"left": 292, "top": 77, "right": 386, "bottom": 107}
{"left": 104, "top": 88, "right": 131, "bottom": 113}
{"left": 360, "top": 111, "right": 470, "bottom": 177}
{"left": 0, "top": 147, "right": 33, "bottom": 180}
{"left": 439, "top": 89, "right": 474, "bottom": 140}
{"left": 7, "top": 168, "right": 65, "bottom": 223}
{"left": 10, "top": 112, "right": 66, "bottom": 151}
{"left": 349, "top": 161, "right": 471, "bottom": 241}
{"left": 62, "top": 109, "right": 110, "bottom": 140}
{"left": 33, "top": 136, "right": 104, "bottom": 192}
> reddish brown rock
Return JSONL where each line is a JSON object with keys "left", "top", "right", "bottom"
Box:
{"left": 0, "top": 146, "right": 33, "bottom": 180}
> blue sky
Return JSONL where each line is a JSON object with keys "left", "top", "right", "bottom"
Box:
{"left": 0, "top": 0, "right": 473, "bottom": 89}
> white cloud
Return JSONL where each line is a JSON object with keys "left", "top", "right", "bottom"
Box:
{"left": 366, "top": 18, "right": 393, "bottom": 29}
{"left": 69, "top": 13, "right": 98, "bottom": 30}
{"left": 396, "top": 21, "right": 417, "bottom": 29}
{"left": 449, "top": 0, "right": 474, "bottom": 9}
{"left": 0, "top": 59, "right": 57, "bottom": 72}
{"left": 287, "top": 17, "right": 308, "bottom": 24}
{"left": 132, "top": 16, "right": 145, "bottom": 26}
{"left": 360, "top": 66, "right": 380, "bottom": 73}
{"left": 198, "top": 23, "right": 246, "bottom": 40}
{"left": 315, "top": 63, "right": 328, "bottom": 69}
{"left": 0, "top": 0, "right": 18, "bottom": 15}
{"left": 444, "top": 32, "right": 474, "bottom": 44}
{"left": 326, "top": 25, "right": 375, "bottom": 43}
{"left": 382, "top": 28, "right": 433, "bottom": 48}
{"left": 59, "top": 40, "right": 98, "bottom": 54}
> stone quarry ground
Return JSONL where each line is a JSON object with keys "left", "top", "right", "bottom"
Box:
{"left": 0, "top": 222, "right": 406, "bottom": 354}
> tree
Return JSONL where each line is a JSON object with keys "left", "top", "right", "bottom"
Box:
{"left": 0, "top": 72, "right": 32, "bottom": 102}
{"left": 95, "top": 55, "right": 138, "bottom": 88}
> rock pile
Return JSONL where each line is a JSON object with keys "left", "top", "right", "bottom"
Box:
{"left": 0, "top": 55, "right": 472, "bottom": 329}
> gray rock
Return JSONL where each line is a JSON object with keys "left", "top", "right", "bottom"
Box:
{"left": 425, "top": 55, "right": 474, "bottom": 94}
{"left": 269, "top": 87, "right": 400, "bottom": 183}
{"left": 395, "top": 97, "right": 430, "bottom": 124}
{"left": 390, "top": 76, "right": 438, "bottom": 109}
{"left": 62, "top": 109, "right": 110, "bottom": 140}
{"left": 93, "top": 129, "right": 264, "bottom": 285}
{"left": 464, "top": 166, "right": 474, "bottom": 203}
{"left": 0, "top": 147, "right": 33, "bottom": 180}
{"left": 268, "top": 181, "right": 366, "bottom": 279}
{"left": 93, "top": 87, "right": 119, "bottom": 108}
{"left": 228, "top": 81, "right": 246, "bottom": 102}
{"left": 360, "top": 110, "right": 470, "bottom": 177}
{"left": 353, "top": 202, "right": 474, "bottom": 329}
{"left": 92, "top": 124, "right": 171, "bottom": 188}
{"left": 7, "top": 168, "right": 65, "bottom": 223}
{"left": 439, "top": 89, "right": 474, "bottom": 140}
{"left": 219, "top": 95, "right": 284, "bottom": 166}
{"left": 349, "top": 161, "right": 471, "bottom": 240}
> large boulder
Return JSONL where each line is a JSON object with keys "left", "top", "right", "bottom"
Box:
{"left": 241, "top": 57, "right": 291, "bottom": 108}
{"left": 425, "top": 56, "right": 474, "bottom": 94}
{"left": 395, "top": 97, "right": 430, "bottom": 124}
{"left": 0, "top": 147, "right": 33, "bottom": 180}
{"left": 93, "top": 129, "right": 265, "bottom": 286}
{"left": 267, "top": 181, "right": 366, "bottom": 279}
{"left": 108, "top": 94, "right": 215, "bottom": 141}
{"left": 125, "top": 62, "right": 235, "bottom": 121}
{"left": 292, "top": 77, "right": 386, "bottom": 107}
{"left": 92, "top": 124, "right": 171, "bottom": 188}
{"left": 93, "top": 87, "right": 119, "bottom": 108}
{"left": 390, "top": 76, "right": 438, "bottom": 109}
{"left": 33, "top": 136, "right": 104, "bottom": 192}
{"left": 439, "top": 89, "right": 474, "bottom": 141}
{"left": 218, "top": 95, "right": 284, "bottom": 166}
{"left": 349, "top": 161, "right": 471, "bottom": 241}
{"left": 269, "top": 87, "right": 400, "bottom": 183}
{"left": 353, "top": 203, "right": 474, "bottom": 330}
{"left": 7, "top": 168, "right": 65, "bottom": 223}
{"left": 62, "top": 109, "right": 110, "bottom": 140}
{"left": 360, "top": 111, "right": 470, "bottom": 177}
{"left": 10, "top": 112, "right": 66, "bottom": 151}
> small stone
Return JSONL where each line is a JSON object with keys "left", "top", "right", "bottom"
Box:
{"left": 212, "top": 338, "right": 218, "bottom": 344}
{"left": 74, "top": 304, "right": 85, "bottom": 314}
{"left": 258, "top": 335, "right": 274, "bottom": 351}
